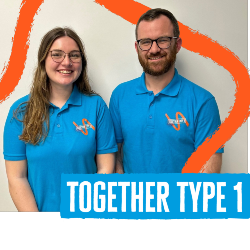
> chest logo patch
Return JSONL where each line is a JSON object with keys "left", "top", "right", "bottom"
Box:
{"left": 73, "top": 119, "right": 95, "bottom": 135}
{"left": 165, "top": 112, "right": 189, "bottom": 131}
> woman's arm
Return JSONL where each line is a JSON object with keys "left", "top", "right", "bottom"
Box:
{"left": 5, "top": 160, "right": 39, "bottom": 212}
{"left": 96, "top": 153, "right": 115, "bottom": 174}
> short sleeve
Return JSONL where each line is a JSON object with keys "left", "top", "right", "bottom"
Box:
{"left": 3, "top": 105, "right": 27, "bottom": 161}
{"left": 194, "top": 97, "right": 224, "bottom": 153}
{"left": 96, "top": 102, "right": 118, "bottom": 154}
{"left": 109, "top": 90, "right": 124, "bottom": 143}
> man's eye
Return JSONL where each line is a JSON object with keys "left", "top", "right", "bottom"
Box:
{"left": 158, "top": 38, "right": 170, "bottom": 43}
{"left": 141, "top": 40, "right": 151, "bottom": 45}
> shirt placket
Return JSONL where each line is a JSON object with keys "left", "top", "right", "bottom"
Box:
{"left": 55, "top": 109, "right": 63, "bottom": 134}
{"left": 147, "top": 91, "right": 156, "bottom": 128}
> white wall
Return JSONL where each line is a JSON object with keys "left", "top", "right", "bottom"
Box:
{"left": 0, "top": 0, "right": 248, "bottom": 211}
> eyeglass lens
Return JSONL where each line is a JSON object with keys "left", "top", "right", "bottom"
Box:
{"left": 51, "top": 50, "right": 82, "bottom": 63}
{"left": 139, "top": 37, "right": 171, "bottom": 51}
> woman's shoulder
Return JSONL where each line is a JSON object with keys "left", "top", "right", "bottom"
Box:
{"left": 9, "top": 95, "right": 29, "bottom": 112}
{"left": 82, "top": 93, "right": 107, "bottom": 108}
{"left": 5, "top": 95, "right": 29, "bottom": 123}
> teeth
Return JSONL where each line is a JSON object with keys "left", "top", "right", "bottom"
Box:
{"left": 59, "top": 70, "right": 72, "bottom": 73}
{"left": 150, "top": 57, "right": 162, "bottom": 60}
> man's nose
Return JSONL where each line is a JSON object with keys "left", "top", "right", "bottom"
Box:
{"left": 149, "top": 40, "right": 161, "bottom": 54}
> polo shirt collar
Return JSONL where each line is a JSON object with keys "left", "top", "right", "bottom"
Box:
{"left": 66, "top": 84, "right": 82, "bottom": 106}
{"left": 135, "top": 68, "right": 181, "bottom": 97}
{"left": 49, "top": 84, "right": 82, "bottom": 110}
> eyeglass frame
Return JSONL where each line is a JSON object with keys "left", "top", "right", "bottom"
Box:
{"left": 136, "top": 36, "right": 178, "bottom": 51}
{"left": 49, "top": 50, "right": 83, "bottom": 63}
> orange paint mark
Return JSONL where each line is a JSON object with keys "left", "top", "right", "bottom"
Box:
{"left": 73, "top": 119, "right": 95, "bottom": 135}
{"left": 165, "top": 112, "right": 189, "bottom": 131}
{"left": 0, "top": 0, "right": 249, "bottom": 173}
{"left": 0, "top": 0, "right": 44, "bottom": 104}
{"left": 94, "top": 0, "right": 250, "bottom": 173}
{"left": 179, "top": 23, "right": 250, "bottom": 173}
{"left": 94, "top": 0, "right": 150, "bottom": 24}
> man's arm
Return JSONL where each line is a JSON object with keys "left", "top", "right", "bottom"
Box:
{"left": 200, "top": 153, "right": 222, "bottom": 173}
{"left": 115, "top": 143, "right": 124, "bottom": 174}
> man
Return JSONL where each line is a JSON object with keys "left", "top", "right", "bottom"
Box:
{"left": 109, "top": 8, "right": 223, "bottom": 173}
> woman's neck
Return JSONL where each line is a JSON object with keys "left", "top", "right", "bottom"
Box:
{"left": 49, "top": 83, "right": 73, "bottom": 109}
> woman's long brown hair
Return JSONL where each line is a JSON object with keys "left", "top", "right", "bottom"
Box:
{"left": 14, "top": 27, "right": 95, "bottom": 145}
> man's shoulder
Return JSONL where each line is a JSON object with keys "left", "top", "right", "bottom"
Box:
{"left": 179, "top": 74, "right": 214, "bottom": 101}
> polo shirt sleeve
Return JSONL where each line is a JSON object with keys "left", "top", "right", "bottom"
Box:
{"left": 3, "top": 103, "right": 26, "bottom": 161}
{"left": 194, "top": 97, "right": 224, "bottom": 153}
{"left": 96, "top": 101, "right": 118, "bottom": 154}
{"left": 109, "top": 89, "right": 124, "bottom": 143}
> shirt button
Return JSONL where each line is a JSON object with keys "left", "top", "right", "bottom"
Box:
{"left": 57, "top": 124, "right": 60, "bottom": 128}
{"left": 149, "top": 92, "right": 153, "bottom": 96}
{"left": 149, "top": 115, "right": 152, "bottom": 119}
{"left": 150, "top": 103, "right": 154, "bottom": 107}
{"left": 58, "top": 114, "right": 61, "bottom": 117}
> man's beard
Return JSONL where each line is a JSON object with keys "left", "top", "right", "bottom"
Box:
{"left": 138, "top": 45, "right": 177, "bottom": 76}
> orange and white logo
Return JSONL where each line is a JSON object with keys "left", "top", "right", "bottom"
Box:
{"left": 165, "top": 112, "right": 189, "bottom": 131}
{"left": 73, "top": 119, "right": 95, "bottom": 135}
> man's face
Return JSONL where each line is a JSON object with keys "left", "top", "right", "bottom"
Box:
{"left": 135, "top": 15, "right": 181, "bottom": 76}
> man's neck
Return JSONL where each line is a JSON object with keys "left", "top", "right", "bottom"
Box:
{"left": 145, "top": 66, "right": 175, "bottom": 95}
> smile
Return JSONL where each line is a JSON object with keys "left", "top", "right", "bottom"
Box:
{"left": 58, "top": 70, "right": 73, "bottom": 74}
{"left": 148, "top": 55, "right": 164, "bottom": 61}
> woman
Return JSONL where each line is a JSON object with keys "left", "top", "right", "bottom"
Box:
{"left": 4, "top": 27, "right": 117, "bottom": 212}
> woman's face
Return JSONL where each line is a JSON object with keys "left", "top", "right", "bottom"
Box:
{"left": 45, "top": 36, "right": 82, "bottom": 89}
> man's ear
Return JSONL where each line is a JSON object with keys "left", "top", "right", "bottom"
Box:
{"left": 176, "top": 37, "right": 182, "bottom": 53}
{"left": 135, "top": 41, "right": 139, "bottom": 54}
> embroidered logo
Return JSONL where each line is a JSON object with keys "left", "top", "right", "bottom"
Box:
{"left": 73, "top": 119, "right": 95, "bottom": 135}
{"left": 165, "top": 112, "right": 189, "bottom": 131}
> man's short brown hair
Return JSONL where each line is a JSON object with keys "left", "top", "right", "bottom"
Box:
{"left": 135, "top": 8, "right": 180, "bottom": 39}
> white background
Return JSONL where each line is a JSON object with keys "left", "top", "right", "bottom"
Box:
{"left": 0, "top": 0, "right": 249, "bottom": 249}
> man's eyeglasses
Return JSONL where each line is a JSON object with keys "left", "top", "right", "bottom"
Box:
{"left": 137, "top": 36, "right": 178, "bottom": 51}
{"left": 50, "top": 50, "right": 82, "bottom": 63}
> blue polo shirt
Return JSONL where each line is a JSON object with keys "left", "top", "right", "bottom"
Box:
{"left": 109, "top": 69, "right": 223, "bottom": 173}
{"left": 4, "top": 86, "right": 117, "bottom": 211}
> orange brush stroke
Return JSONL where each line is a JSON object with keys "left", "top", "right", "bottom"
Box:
{"left": 179, "top": 23, "right": 250, "bottom": 173}
{"left": 0, "top": 0, "right": 44, "bottom": 103}
{"left": 94, "top": 0, "right": 250, "bottom": 173}
{"left": 0, "top": 0, "right": 249, "bottom": 173}
{"left": 94, "top": 0, "right": 150, "bottom": 24}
